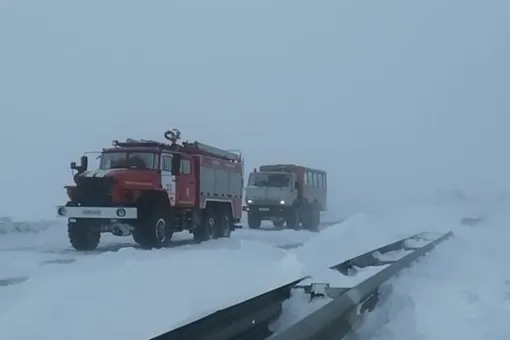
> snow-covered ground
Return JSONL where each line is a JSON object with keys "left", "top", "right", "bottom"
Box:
{"left": 0, "top": 218, "right": 337, "bottom": 340}
{"left": 351, "top": 203, "right": 510, "bottom": 340}
{"left": 271, "top": 203, "right": 465, "bottom": 333}
{"left": 0, "top": 217, "right": 54, "bottom": 235}
{"left": 0, "top": 228, "right": 306, "bottom": 339}
{"left": 0, "top": 198, "right": 504, "bottom": 340}
{"left": 0, "top": 219, "right": 329, "bottom": 280}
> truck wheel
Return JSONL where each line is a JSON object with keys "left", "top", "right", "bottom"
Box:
{"left": 309, "top": 207, "right": 320, "bottom": 232}
{"left": 312, "top": 207, "right": 321, "bottom": 231}
{"left": 133, "top": 211, "right": 172, "bottom": 249}
{"left": 193, "top": 209, "right": 215, "bottom": 242}
{"left": 273, "top": 220, "right": 285, "bottom": 228}
{"left": 303, "top": 205, "right": 320, "bottom": 232}
{"left": 247, "top": 212, "right": 261, "bottom": 229}
{"left": 68, "top": 220, "right": 101, "bottom": 251}
{"left": 216, "top": 210, "right": 232, "bottom": 238}
{"left": 286, "top": 207, "right": 299, "bottom": 230}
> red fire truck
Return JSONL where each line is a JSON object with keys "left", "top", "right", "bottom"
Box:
{"left": 56, "top": 129, "right": 244, "bottom": 251}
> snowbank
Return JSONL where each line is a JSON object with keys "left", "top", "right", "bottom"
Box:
{"left": 355, "top": 207, "right": 510, "bottom": 340}
{"left": 0, "top": 217, "right": 54, "bottom": 235}
{"left": 0, "top": 239, "right": 303, "bottom": 340}
{"left": 291, "top": 203, "right": 463, "bottom": 273}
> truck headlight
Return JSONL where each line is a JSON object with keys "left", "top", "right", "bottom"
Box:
{"left": 280, "top": 200, "right": 285, "bottom": 205}
{"left": 116, "top": 208, "right": 126, "bottom": 217}
{"left": 57, "top": 207, "right": 67, "bottom": 216}
{"left": 247, "top": 199, "right": 252, "bottom": 204}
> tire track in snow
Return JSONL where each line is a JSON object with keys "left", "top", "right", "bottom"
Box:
{"left": 0, "top": 220, "right": 344, "bottom": 287}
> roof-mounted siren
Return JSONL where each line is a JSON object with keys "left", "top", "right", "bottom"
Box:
{"left": 164, "top": 128, "right": 181, "bottom": 145}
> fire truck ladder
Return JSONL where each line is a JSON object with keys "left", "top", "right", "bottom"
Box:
{"left": 183, "top": 141, "right": 241, "bottom": 162}
{"left": 163, "top": 128, "right": 242, "bottom": 162}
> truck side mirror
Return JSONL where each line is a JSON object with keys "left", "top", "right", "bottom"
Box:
{"left": 295, "top": 181, "right": 299, "bottom": 189}
{"left": 80, "top": 156, "right": 88, "bottom": 171}
{"left": 70, "top": 156, "right": 88, "bottom": 174}
{"left": 171, "top": 153, "right": 181, "bottom": 176}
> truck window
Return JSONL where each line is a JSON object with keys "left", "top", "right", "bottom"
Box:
{"left": 318, "top": 173, "right": 323, "bottom": 188}
{"left": 101, "top": 152, "right": 156, "bottom": 169}
{"left": 162, "top": 154, "right": 173, "bottom": 172}
{"left": 180, "top": 159, "right": 191, "bottom": 174}
{"left": 248, "top": 173, "right": 291, "bottom": 188}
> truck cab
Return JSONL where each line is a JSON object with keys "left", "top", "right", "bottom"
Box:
{"left": 243, "top": 164, "right": 326, "bottom": 231}
{"left": 244, "top": 170, "right": 298, "bottom": 228}
{"left": 245, "top": 171, "right": 297, "bottom": 205}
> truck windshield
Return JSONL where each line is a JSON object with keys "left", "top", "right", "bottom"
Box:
{"left": 248, "top": 173, "right": 291, "bottom": 188}
{"left": 100, "top": 152, "right": 156, "bottom": 170}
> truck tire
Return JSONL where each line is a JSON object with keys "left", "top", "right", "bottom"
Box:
{"left": 68, "top": 220, "right": 101, "bottom": 251}
{"left": 286, "top": 207, "right": 299, "bottom": 230}
{"left": 193, "top": 209, "right": 215, "bottom": 242}
{"left": 216, "top": 210, "right": 232, "bottom": 238}
{"left": 303, "top": 204, "right": 320, "bottom": 232}
{"left": 310, "top": 207, "right": 320, "bottom": 232}
{"left": 247, "top": 211, "right": 261, "bottom": 229}
{"left": 313, "top": 207, "right": 321, "bottom": 231}
{"left": 133, "top": 210, "right": 172, "bottom": 249}
{"left": 273, "top": 220, "right": 285, "bottom": 228}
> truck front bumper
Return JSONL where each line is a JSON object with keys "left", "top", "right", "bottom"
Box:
{"left": 243, "top": 204, "right": 291, "bottom": 216}
{"left": 56, "top": 206, "right": 137, "bottom": 220}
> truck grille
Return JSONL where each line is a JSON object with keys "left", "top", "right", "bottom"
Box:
{"left": 74, "top": 177, "right": 114, "bottom": 206}
{"left": 249, "top": 199, "right": 282, "bottom": 206}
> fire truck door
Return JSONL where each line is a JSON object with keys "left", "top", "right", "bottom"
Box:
{"left": 176, "top": 157, "right": 195, "bottom": 205}
{"left": 161, "top": 154, "right": 176, "bottom": 204}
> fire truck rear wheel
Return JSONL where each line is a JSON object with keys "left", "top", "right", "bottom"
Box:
{"left": 133, "top": 211, "right": 172, "bottom": 249}
{"left": 193, "top": 209, "right": 215, "bottom": 242}
{"left": 216, "top": 210, "right": 232, "bottom": 238}
{"left": 68, "top": 221, "right": 101, "bottom": 251}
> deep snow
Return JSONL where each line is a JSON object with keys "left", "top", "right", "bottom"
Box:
{"left": 0, "top": 233, "right": 304, "bottom": 340}
{"left": 351, "top": 204, "right": 510, "bottom": 340}
{"left": 0, "top": 199, "right": 506, "bottom": 339}
{"left": 0, "top": 219, "right": 332, "bottom": 340}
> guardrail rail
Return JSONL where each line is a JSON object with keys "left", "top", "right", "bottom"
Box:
{"left": 150, "top": 231, "right": 453, "bottom": 340}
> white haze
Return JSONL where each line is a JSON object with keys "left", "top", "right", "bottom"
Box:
{"left": 0, "top": 0, "right": 509, "bottom": 220}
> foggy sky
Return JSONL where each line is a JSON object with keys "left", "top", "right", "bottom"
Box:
{"left": 1, "top": 0, "right": 509, "bottom": 220}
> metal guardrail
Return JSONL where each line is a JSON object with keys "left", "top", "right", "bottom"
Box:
{"left": 149, "top": 231, "right": 452, "bottom": 340}
{"left": 150, "top": 278, "right": 305, "bottom": 340}
{"left": 268, "top": 231, "right": 453, "bottom": 340}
